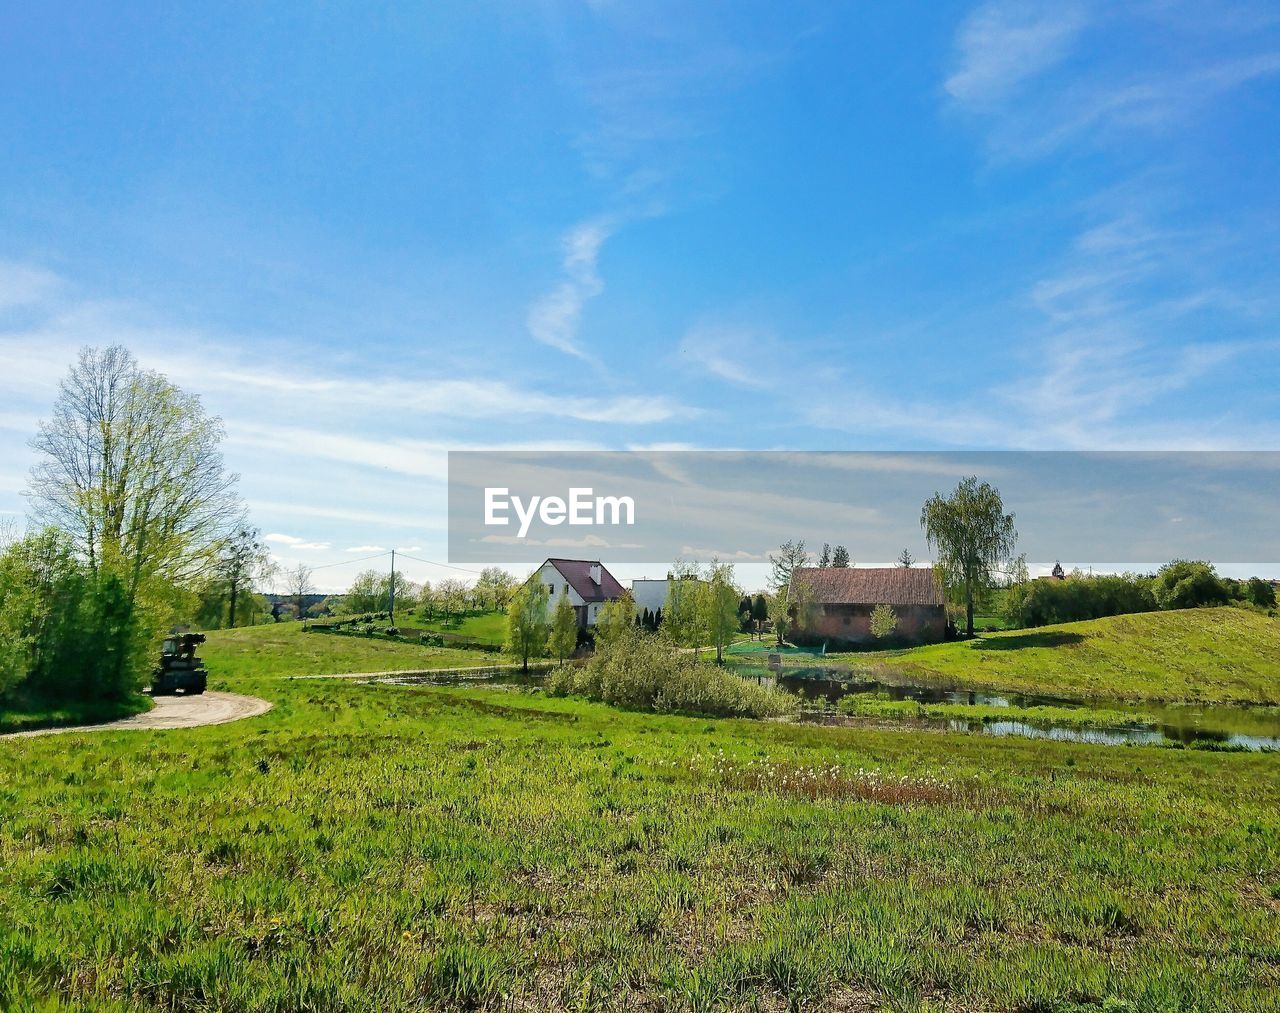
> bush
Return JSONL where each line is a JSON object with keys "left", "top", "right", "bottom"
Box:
{"left": 1009, "top": 572, "right": 1156, "bottom": 627}
{"left": 419, "top": 632, "right": 445, "bottom": 647}
{"left": 1151, "top": 560, "right": 1229, "bottom": 610}
{"left": 547, "top": 626, "right": 797, "bottom": 719}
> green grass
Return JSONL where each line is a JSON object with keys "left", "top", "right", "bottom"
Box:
{"left": 836, "top": 695, "right": 1160, "bottom": 729}
{"left": 412, "top": 610, "right": 508, "bottom": 646}
{"left": 202, "top": 622, "right": 512, "bottom": 679}
{"left": 0, "top": 691, "right": 153, "bottom": 735}
{"left": 839, "top": 608, "right": 1280, "bottom": 705}
{"left": 1, "top": 672, "right": 1278, "bottom": 1010}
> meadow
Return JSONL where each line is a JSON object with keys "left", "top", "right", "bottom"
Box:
{"left": 843, "top": 608, "right": 1280, "bottom": 704}
{"left": 1, "top": 656, "right": 1278, "bottom": 1011}
{"left": 199, "top": 621, "right": 512, "bottom": 679}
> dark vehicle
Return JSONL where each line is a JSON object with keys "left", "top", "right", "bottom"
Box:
{"left": 151, "top": 630, "right": 208, "bottom": 695}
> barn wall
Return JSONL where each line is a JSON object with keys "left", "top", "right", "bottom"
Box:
{"left": 797, "top": 603, "right": 946, "bottom": 646}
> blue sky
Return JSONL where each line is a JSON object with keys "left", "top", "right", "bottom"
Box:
{"left": 1, "top": 2, "right": 1278, "bottom": 590}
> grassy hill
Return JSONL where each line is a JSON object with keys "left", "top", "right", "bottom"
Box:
{"left": 202, "top": 622, "right": 512, "bottom": 679}
{"left": 865, "top": 607, "right": 1280, "bottom": 704}
{"left": 412, "top": 610, "right": 507, "bottom": 647}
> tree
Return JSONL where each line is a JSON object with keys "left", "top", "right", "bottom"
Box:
{"left": 699, "top": 560, "right": 741, "bottom": 664}
{"left": 1245, "top": 577, "right": 1277, "bottom": 609}
{"left": 817, "top": 543, "right": 831, "bottom": 568}
{"left": 920, "top": 476, "right": 1017, "bottom": 638}
{"left": 506, "top": 579, "right": 548, "bottom": 672}
{"left": 751, "top": 593, "right": 768, "bottom": 637}
{"left": 25, "top": 346, "right": 240, "bottom": 697}
{"left": 830, "top": 545, "right": 850, "bottom": 568}
{"left": 663, "top": 561, "right": 702, "bottom": 652}
{"left": 1151, "top": 560, "right": 1228, "bottom": 610}
{"left": 346, "top": 569, "right": 391, "bottom": 614}
{"left": 435, "top": 578, "right": 470, "bottom": 622}
{"left": 476, "top": 566, "right": 518, "bottom": 612}
{"left": 549, "top": 590, "right": 577, "bottom": 665}
{"left": 870, "top": 603, "right": 898, "bottom": 640}
{"left": 286, "top": 564, "right": 314, "bottom": 621}
{"left": 595, "top": 592, "right": 636, "bottom": 650}
{"left": 221, "top": 526, "right": 272, "bottom": 628}
{"left": 768, "top": 539, "right": 809, "bottom": 593}
{"left": 896, "top": 548, "right": 915, "bottom": 568}
{"left": 28, "top": 345, "right": 240, "bottom": 597}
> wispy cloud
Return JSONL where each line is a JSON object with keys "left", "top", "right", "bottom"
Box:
{"left": 677, "top": 322, "right": 772, "bottom": 389}
{"left": 945, "top": 1, "right": 1089, "bottom": 105}
{"left": 526, "top": 218, "right": 613, "bottom": 362}
{"left": 345, "top": 545, "right": 386, "bottom": 553}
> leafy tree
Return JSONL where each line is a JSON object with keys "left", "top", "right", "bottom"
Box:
{"left": 476, "top": 566, "right": 518, "bottom": 611}
{"left": 830, "top": 545, "right": 850, "bottom": 568}
{"left": 699, "top": 560, "right": 741, "bottom": 664}
{"left": 896, "top": 548, "right": 915, "bottom": 568}
{"left": 817, "top": 543, "right": 831, "bottom": 568}
{"left": 505, "top": 579, "right": 548, "bottom": 672}
{"left": 920, "top": 476, "right": 1017, "bottom": 637}
{"left": 549, "top": 590, "right": 577, "bottom": 665}
{"left": 594, "top": 592, "right": 636, "bottom": 650}
{"left": 26, "top": 346, "right": 241, "bottom": 692}
{"left": 663, "top": 562, "right": 702, "bottom": 652}
{"left": 1151, "top": 560, "right": 1228, "bottom": 610}
{"left": 768, "top": 539, "right": 809, "bottom": 593}
{"left": 751, "top": 593, "right": 768, "bottom": 637}
{"left": 435, "top": 578, "right": 471, "bottom": 622}
{"left": 345, "top": 569, "right": 390, "bottom": 614}
{"left": 1245, "top": 577, "right": 1277, "bottom": 609}
{"left": 870, "top": 603, "right": 898, "bottom": 640}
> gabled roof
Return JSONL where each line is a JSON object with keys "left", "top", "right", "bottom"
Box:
{"left": 543, "top": 558, "right": 626, "bottom": 603}
{"left": 793, "top": 566, "right": 944, "bottom": 607}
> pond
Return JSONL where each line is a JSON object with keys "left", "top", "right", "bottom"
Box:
{"left": 750, "top": 666, "right": 1280, "bottom": 751}
{"left": 372, "top": 664, "right": 1280, "bottom": 752}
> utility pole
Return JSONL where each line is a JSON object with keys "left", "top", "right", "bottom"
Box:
{"left": 389, "top": 549, "right": 396, "bottom": 623}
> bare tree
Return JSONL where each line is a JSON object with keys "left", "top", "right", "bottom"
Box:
{"left": 286, "top": 563, "right": 314, "bottom": 621}
{"left": 27, "top": 346, "right": 240, "bottom": 603}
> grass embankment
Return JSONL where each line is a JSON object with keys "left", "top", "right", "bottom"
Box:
{"left": 202, "top": 622, "right": 511, "bottom": 679}
{"left": 847, "top": 608, "right": 1280, "bottom": 704}
{"left": 2, "top": 669, "right": 1279, "bottom": 1010}
{"left": 0, "top": 692, "right": 153, "bottom": 736}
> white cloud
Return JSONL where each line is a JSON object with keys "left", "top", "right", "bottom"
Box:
{"left": 345, "top": 545, "right": 387, "bottom": 553}
{"left": 263, "top": 532, "right": 332, "bottom": 550}
{"left": 678, "top": 322, "right": 771, "bottom": 389}
{"left": 526, "top": 218, "right": 613, "bottom": 361}
{"left": 946, "top": 1, "right": 1089, "bottom": 104}
{"left": 0, "top": 261, "right": 62, "bottom": 312}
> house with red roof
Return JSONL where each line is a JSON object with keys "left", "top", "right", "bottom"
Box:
{"left": 791, "top": 566, "right": 947, "bottom": 646}
{"left": 533, "top": 558, "right": 626, "bottom": 627}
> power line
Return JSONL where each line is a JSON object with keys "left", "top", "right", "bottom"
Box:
{"left": 394, "top": 551, "right": 488, "bottom": 576}
{"left": 305, "top": 550, "right": 392, "bottom": 570}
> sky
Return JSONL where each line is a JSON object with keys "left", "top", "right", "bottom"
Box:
{"left": 1, "top": 1, "right": 1278, "bottom": 591}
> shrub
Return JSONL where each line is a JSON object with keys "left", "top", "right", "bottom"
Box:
{"left": 384, "top": 627, "right": 400, "bottom": 637}
{"left": 547, "top": 626, "right": 797, "bottom": 719}
{"left": 361, "top": 624, "right": 375, "bottom": 637}
{"left": 1006, "top": 572, "right": 1156, "bottom": 627}
{"left": 419, "top": 633, "right": 445, "bottom": 647}
{"left": 1152, "top": 560, "right": 1229, "bottom": 610}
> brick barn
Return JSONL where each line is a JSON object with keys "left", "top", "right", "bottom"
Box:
{"left": 791, "top": 567, "right": 947, "bottom": 647}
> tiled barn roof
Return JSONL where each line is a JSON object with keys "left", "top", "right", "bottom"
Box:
{"left": 793, "top": 566, "right": 944, "bottom": 607}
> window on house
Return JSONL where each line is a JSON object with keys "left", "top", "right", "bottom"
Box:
{"left": 548, "top": 584, "right": 555, "bottom": 595}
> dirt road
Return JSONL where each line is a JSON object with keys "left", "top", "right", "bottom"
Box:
{"left": 4, "top": 691, "right": 273, "bottom": 739}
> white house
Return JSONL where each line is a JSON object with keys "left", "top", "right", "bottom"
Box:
{"left": 630, "top": 573, "right": 704, "bottom": 619}
{"left": 534, "top": 558, "right": 626, "bottom": 627}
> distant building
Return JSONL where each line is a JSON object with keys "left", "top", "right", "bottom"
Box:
{"left": 791, "top": 566, "right": 947, "bottom": 646}
{"left": 630, "top": 571, "right": 702, "bottom": 618}
{"left": 532, "top": 558, "right": 625, "bottom": 627}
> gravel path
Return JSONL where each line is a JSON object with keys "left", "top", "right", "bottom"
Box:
{"left": 3, "top": 691, "right": 273, "bottom": 739}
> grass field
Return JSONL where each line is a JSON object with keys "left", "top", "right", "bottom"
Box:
{"left": 1, "top": 664, "right": 1279, "bottom": 1011}
{"left": 413, "top": 610, "right": 508, "bottom": 646}
{"left": 845, "top": 608, "right": 1280, "bottom": 705}
{"left": 201, "top": 622, "right": 511, "bottom": 679}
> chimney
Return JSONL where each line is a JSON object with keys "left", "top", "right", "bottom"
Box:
{"left": 589, "top": 563, "right": 601, "bottom": 585}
